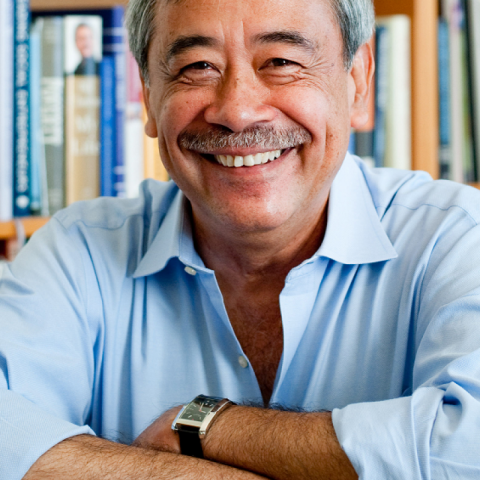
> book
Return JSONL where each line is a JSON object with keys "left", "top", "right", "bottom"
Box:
{"left": 100, "top": 56, "right": 116, "bottom": 197}
{"left": 12, "top": 0, "right": 31, "bottom": 216}
{"left": 29, "top": 19, "right": 43, "bottom": 215}
{"left": 125, "top": 47, "right": 145, "bottom": 197}
{"left": 64, "top": 15, "right": 102, "bottom": 205}
{"left": 460, "top": 0, "right": 475, "bottom": 182}
{"left": 375, "top": 15, "right": 411, "bottom": 171}
{"left": 0, "top": 0, "right": 14, "bottom": 221}
{"left": 373, "top": 24, "right": 389, "bottom": 168}
{"left": 466, "top": 0, "right": 480, "bottom": 181}
{"left": 438, "top": 18, "right": 452, "bottom": 180}
{"left": 442, "top": 0, "right": 468, "bottom": 182}
{"left": 37, "top": 16, "right": 66, "bottom": 214}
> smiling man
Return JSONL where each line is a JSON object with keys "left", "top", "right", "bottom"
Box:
{"left": 2, "top": 0, "right": 480, "bottom": 479}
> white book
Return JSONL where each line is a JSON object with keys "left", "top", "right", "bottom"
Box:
{"left": 468, "top": 0, "right": 480, "bottom": 179}
{"left": 375, "top": 15, "right": 411, "bottom": 171}
{"left": 125, "top": 47, "right": 144, "bottom": 198}
{"left": 0, "top": 0, "right": 14, "bottom": 222}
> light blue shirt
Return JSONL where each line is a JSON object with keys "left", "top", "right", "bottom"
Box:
{"left": 1, "top": 154, "right": 480, "bottom": 479}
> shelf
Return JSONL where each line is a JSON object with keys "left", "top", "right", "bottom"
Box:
{"left": 0, "top": 218, "right": 50, "bottom": 240}
{"left": 31, "top": 0, "right": 126, "bottom": 10}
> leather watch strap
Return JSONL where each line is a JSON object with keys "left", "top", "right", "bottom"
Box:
{"left": 178, "top": 426, "right": 204, "bottom": 458}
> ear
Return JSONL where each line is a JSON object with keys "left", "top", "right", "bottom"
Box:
{"left": 141, "top": 77, "right": 159, "bottom": 138}
{"left": 348, "top": 40, "right": 375, "bottom": 129}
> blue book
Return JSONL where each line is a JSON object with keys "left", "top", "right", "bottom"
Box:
{"left": 438, "top": 19, "right": 452, "bottom": 180}
{"left": 29, "top": 21, "right": 43, "bottom": 215}
{"left": 13, "top": 0, "right": 31, "bottom": 216}
{"left": 373, "top": 25, "right": 389, "bottom": 168}
{"left": 100, "top": 57, "right": 116, "bottom": 196}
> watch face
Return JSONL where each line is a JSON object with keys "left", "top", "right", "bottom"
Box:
{"left": 180, "top": 395, "right": 221, "bottom": 422}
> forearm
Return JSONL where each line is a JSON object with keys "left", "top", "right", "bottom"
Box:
{"left": 202, "top": 406, "right": 358, "bottom": 480}
{"left": 23, "top": 434, "right": 269, "bottom": 480}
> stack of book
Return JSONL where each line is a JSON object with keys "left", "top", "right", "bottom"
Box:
{"left": 0, "top": 3, "right": 168, "bottom": 222}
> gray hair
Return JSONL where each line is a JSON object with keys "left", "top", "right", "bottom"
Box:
{"left": 126, "top": 0, "right": 375, "bottom": 86}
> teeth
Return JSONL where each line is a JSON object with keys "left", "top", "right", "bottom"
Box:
{"left": 214, "top": 149, "right": 283, "bottom": 168}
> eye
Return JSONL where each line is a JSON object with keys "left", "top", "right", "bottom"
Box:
{"left": 268, "top": 58, "right": 298, "bottom": 68}
{"left": 181, "top": 61, "right": 212, "bottom": 72}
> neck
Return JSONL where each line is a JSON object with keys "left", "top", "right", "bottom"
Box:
{"left": 191, "top": 198, "right": 329, "bottom": 288}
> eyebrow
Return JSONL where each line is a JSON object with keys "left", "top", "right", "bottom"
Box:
{"left": 166, "top": 35, "right": 218, "bottom": 62}
{"left": 253, "top": 30, "right": 317, "bottom": 53}
{"left": 165, "top": 30, "right": 317, "bottom": 64}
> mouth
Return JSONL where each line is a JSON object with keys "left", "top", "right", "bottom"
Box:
{"left": 199, "top": 149, "right": 288, "bottom": 168}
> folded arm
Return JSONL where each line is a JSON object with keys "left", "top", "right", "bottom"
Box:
{"left": 24, "top": 435, "right": 269, "bottom": 480}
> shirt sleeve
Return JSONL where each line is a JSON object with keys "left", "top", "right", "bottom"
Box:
{"left": 332, "top": 223, "right": 480, "bottom": 479}
{"left": 0, "top": 217, "right": 101, "bottom": 479}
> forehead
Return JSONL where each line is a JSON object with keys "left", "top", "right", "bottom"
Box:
{"left": 155, "top": 0, "right": 339, "bottom": 50}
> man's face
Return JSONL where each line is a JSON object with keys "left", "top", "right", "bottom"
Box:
{"left": 75, "top": 25, "right": 94, "bottom": 59}
{"left": 144, "top": 0, "right": 372, "bottom": 235}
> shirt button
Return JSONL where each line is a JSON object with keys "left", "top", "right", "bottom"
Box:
{"left": 184, "top": 266, "right": 197, "bottom": 276}
{"left": 238, "top": 356, "right": 249, "bottom": 368}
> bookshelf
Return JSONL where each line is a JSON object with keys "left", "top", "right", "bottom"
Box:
{"left": 0, "top": 0, "right": 441, "bottom": 243}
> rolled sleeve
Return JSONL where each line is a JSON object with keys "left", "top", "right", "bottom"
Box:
{"left": 0, "top": 390, "right": 94, "bottom": 479}
{"left": 0, "top": 217, "right": 102, "bottom": 479}
{"left": 333, "top": 225, "right": 480, "bottom": 479}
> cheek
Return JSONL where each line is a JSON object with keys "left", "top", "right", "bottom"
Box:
{"left": 158, "top": 89, "right": 213, "bottom": 141}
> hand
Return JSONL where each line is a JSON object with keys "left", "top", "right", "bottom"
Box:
{"left": 132, "top": 405, "right": 183, "bottom": 453}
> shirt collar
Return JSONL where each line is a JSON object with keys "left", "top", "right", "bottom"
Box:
{"left": 134, "top": 154, "right": 397, "bottom": 278}
{"left": 317, "top": 153, "right": 397, "bottom": 264}
{"left": 133, "top": 190, "right": 207, "bottom": 278}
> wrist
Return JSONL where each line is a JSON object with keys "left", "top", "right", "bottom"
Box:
{"left": 172, "top": 394, "right": 235, "bottom": 458}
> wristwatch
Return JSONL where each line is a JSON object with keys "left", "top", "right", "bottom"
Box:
{"left": 171, "top": 394, "right": 235, "bottom": 458}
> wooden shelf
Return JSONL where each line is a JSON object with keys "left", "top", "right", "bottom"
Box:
{"left": 0, "top": 218, "right": 50, "bottom": 240}
{"left": 31, "top": 0, "right": 126, "bottom": 11}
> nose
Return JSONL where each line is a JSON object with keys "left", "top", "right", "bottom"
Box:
{"left": 203, "top": 69, "right": 276, "bottom": 132}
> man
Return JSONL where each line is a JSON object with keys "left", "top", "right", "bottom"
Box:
{"left": 73, "top": 23, "right": 100, "bottom": 76}
{"left": 1, "top": 0, "right": 480, "bottom": 478}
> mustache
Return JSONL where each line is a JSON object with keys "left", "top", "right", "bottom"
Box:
{"left": 178, "top": 126, "right": 312, "bottom": 153}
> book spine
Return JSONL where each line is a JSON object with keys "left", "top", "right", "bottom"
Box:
{"left": 466, "top": 0, "right": 480, "bottom": 182}
{"left": 442, "top": 0, "right": 466, "bottom": 182}
{"left": 65, "top": 76, "right": 101, "bottom": 204}
{"left": 376, "top": 15, "right": 411, "bottom": 171}
{"left": 100, "top": 56, "right": 116, "bottom": 196}
{"left": 460, "top": 0, "right": 476, "bottom": 182}
{"left": 64, "top": 15, "right": 102, "bottom": 205}
{"left": 29, "top": 20, "right": 42, "bottom": 215}
{"left": 113, "top": 41, "right": 126, "bottom": 198}
{"left": 373, "top": 25, "right": 389, "bottom": 168}
{"left": 13, "top": 0, "right": 31, "bottom": 216}
{"left": 0, "top": 0, "right": 14, "bottom": 221}
{"left": 39, "top": 17, "right": 65, "bottom": 214}
{"left": 438, "top": 19, "right": 452, "bottom": 180}
{"left": 468, "top": 0, "right": 480, "bottom": 181}
{"left": 125, "top": 47, "right": 145, "bottom": 197}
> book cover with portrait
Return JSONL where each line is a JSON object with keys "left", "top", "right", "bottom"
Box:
{"left": 64, "top": 15, "right": 103, "bottom": 205}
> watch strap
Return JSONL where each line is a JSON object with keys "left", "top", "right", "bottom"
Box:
{"left": 178, "top": 426, "right": 204, "bottom": 458}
